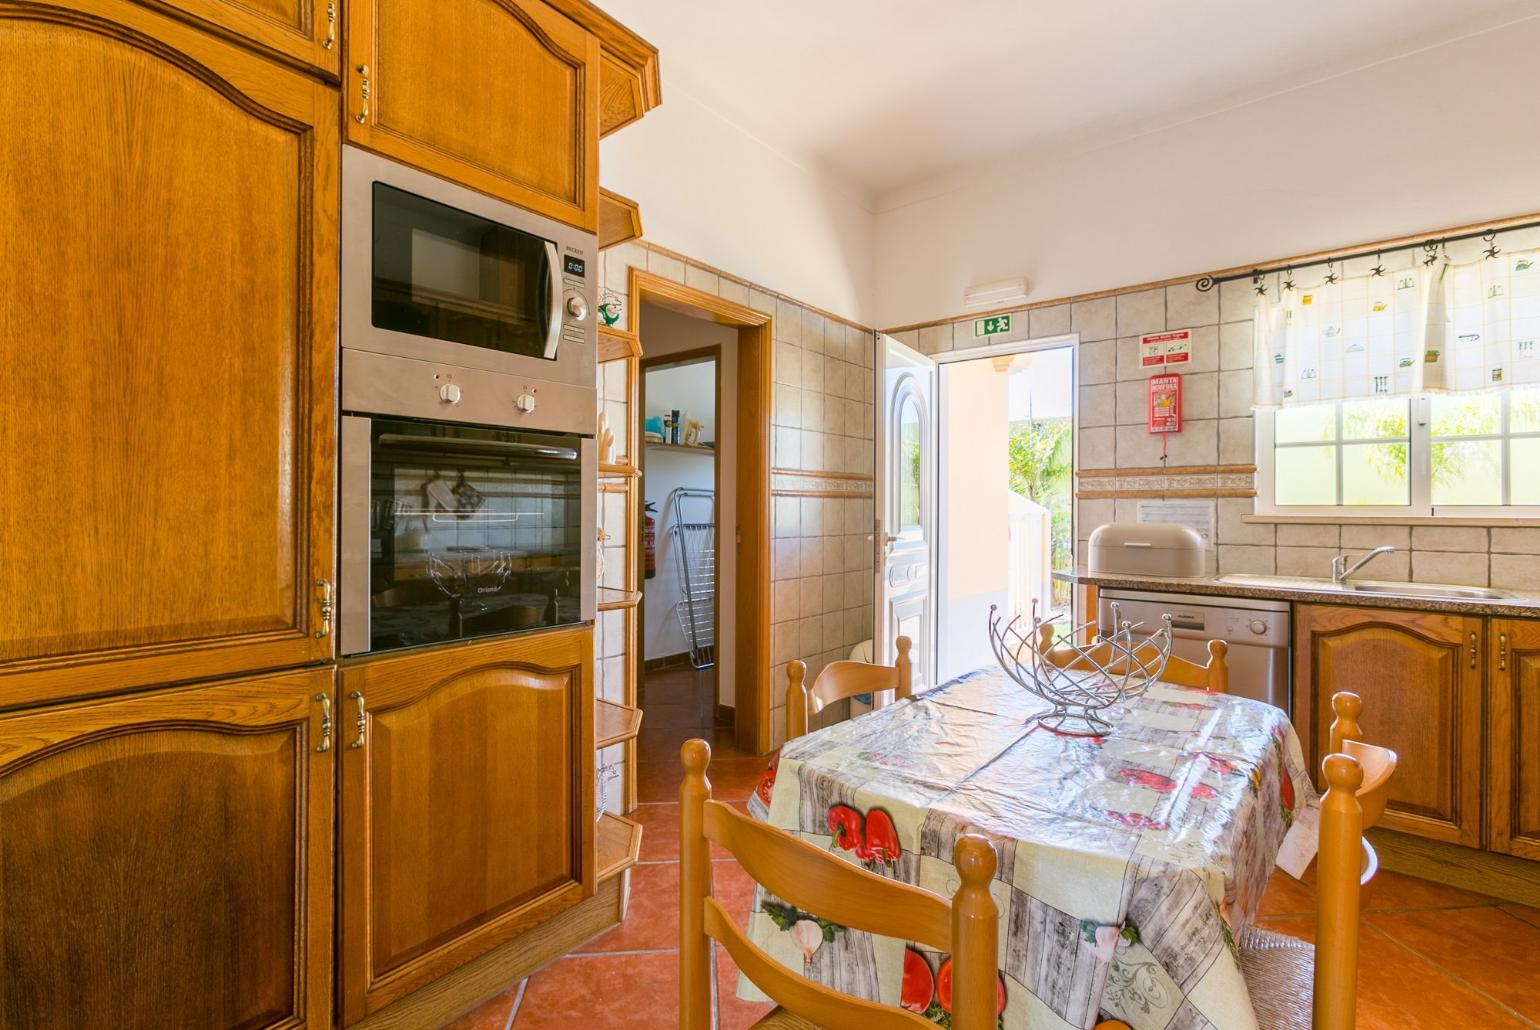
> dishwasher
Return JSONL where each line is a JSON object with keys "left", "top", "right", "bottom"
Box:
{"left": 1096, "top": 590, "right": 1291, "bottom": 713}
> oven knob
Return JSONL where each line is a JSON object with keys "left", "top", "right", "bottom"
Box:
{"left": 515, "top": 393, "right": 537, "bottom": 414}
{"left": 564, "top": 293, "right": 589, "bottom": 321}
{"left": 1249, "top": 619, "right": 1268, "bottom": 635}
{"left": 437, "top": 383, "right": 462, "bottom": 404}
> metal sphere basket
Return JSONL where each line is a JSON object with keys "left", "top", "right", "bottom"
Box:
{"left": 988, "top": 600, "right": 1174, "bottom": 736}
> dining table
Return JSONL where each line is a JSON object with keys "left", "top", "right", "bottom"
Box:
{"left": 739, "top": 665, "right": 1321, "bottom": 1030}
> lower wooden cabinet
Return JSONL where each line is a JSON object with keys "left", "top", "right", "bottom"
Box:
{"left": 1294, "top": 604, "right": 1484, "bottom": 847}
{"left": 338, "top": 627, "right": 595, "bottom": 1024}
{"left": 0, "top": 667, "right": 334, "bottom": 1028}
{"left": 1489, "top": 619, "right": 1540, "bottom": 860}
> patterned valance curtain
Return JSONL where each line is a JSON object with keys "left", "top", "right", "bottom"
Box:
{"left": 1252, "top": 249, "right": 1540, "bottom": 407}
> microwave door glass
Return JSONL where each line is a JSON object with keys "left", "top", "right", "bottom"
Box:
{"left": 371, "top": 183, "right": 555, "bottom": 359}
{"left": 367, "top": 419, "right": 582, "bottom": 651}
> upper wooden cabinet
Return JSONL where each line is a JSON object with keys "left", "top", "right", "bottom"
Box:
{"left": 0, "top": 0, "right": 339, "bottom": 710}
{"left": 338, "top": 627, "right": 595, "bottom": 1024}
{"left": 1294, "top": 604, "right": 1484, "bottom": 847}
{"left": 135, "top": 0, "right": 341, "bottom": 75}
{"left": 345, "top": 0, "right": 601, "bottom": 231}
{"left": 0, "top": 667, "right": 335, "bottom": 1028}
{"left": 1489, "top": 618, "right": 1540, "bottom": 860}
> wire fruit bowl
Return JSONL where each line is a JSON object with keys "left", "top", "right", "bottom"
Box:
{"left": 987, "top": 600, "right": 1174, "bottom": 736}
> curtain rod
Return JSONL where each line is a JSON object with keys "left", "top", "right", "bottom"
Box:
{"left": 1195, "top": 217, "right": 1540, "bottom": 292}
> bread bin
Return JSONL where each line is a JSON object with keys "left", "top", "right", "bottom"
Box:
{"left": 1087, "top": 522, "right": 1205, "bottom": 577}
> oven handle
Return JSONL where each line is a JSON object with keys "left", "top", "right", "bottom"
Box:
{"left": 542, "top": 239, "right": 563, "bottom": 360}
{"left": 375, "top": 434, "right": 579, "bottom": 461}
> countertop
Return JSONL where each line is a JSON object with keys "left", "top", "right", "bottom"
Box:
{"left": 1074, "top": 569, "right": 1540, "bottom": 617}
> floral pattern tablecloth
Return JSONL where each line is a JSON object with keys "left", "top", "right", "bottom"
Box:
{"left": 740, "top": 667, "right": 1319, "bottom": 1030}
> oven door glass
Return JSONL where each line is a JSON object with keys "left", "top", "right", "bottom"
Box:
{"left": 368, "top": 418, "right": 582, "bottom": 651}
{"left": 371, "top": 182, "right": 557, "bottom": 360}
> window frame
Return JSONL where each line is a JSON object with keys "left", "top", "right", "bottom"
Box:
{"left": 1255, "top": 392, "right": 1540, "bottom": 519}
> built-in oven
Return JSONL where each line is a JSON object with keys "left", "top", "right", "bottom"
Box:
{"left": 342, "top": 145, "right": 596, "bottom": 393}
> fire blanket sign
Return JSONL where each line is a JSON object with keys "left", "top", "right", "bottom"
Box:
{"left": 1140, "top": 329, "right": 1193, "bottom": 367}
{"left": 1148, "top": 373, "right": 1183, "bottom": 434}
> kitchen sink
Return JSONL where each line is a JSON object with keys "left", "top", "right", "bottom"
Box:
{"left": 1215, "top": 574, "right": 1515, "bottom": 601}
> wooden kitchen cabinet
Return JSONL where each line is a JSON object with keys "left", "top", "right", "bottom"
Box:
{"left": 345, "top": 0, "right": 601, "bottom": 231}
{"left": 1294, "top": 604, "right": 1484, "bottom": 847}
{"left": 134, "top": 0, "right": 342, "bottom": 75}
{"left": 338, "top": 626, "right": 595, "bottom": 1024}
{"left": 0, "top": 0, "right": 339, "bottom": 710}
{"left": 0, "top": 668, "right": 335, "bottom": 1028}
{"left": 1489, "top": 618, "right": 1540, "bottom": 860}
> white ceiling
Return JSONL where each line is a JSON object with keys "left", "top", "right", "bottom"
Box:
{"left": 601, "top": 0, "right": 1540, "bottom": 209}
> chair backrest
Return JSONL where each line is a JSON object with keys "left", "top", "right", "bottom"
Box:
{"left": 1035, "top": 625, "right": 1230, "bottom": 694}
{"left": 1314, "top": 690, "right": 1400, "bottom": 1030}
{"left": 786, "top": 635, "right": 913, "bottom": 741}
{"left": 679, "top": 738, "right": 999, "bottom": 1030}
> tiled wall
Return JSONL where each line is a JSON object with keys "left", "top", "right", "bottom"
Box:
{"left": 596, "top": 241, "right": 876, "bottom": 758}
{"left": 889, "top": 275, "right": 1540, "bottom": 593}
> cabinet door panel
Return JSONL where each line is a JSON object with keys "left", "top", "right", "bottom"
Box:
{"left": 1490, "top": 619, "right": 1540, "bottom": 860}
{"left": 339, "top": 627, "right": 595, "bottom": 1023}
{"left": 346, "top": 0, "right": 600, "bottom": 230}
{"left": 1294, "top": 604, "right": 1483, "bottom": 846}
{"left": 0, "top": 0, "right": 338, "bottom": 708}
{"left": 0, "top": 668, "right": 334, "bottom": 1028}
{"left": 137, "top": 0, "right": 341, "bottom": 75}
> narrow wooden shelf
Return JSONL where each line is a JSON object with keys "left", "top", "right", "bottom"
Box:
{"left": 644, "top": 441, "right": 715, "bottom": 455}
{"left": 596, "top": 700, "right": 643, "bottom": 749}
{"left": 597, "top": 587, "right": 643, "bottom": 611}
{"left": 599, "top": 461, "right": 640, "bottom": 479}
{"left": 599, "top": 188, "right": 644, "bottom": 251}
{"left": 596, "top": 811, "right": 643, "bottom": 880}
{"left": 598, "top": 325, "right": 642, "bottom": 362}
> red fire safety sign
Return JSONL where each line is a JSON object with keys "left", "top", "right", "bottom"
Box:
{"left": 1148, "top": 373, "right": 1183, "bottom": 434}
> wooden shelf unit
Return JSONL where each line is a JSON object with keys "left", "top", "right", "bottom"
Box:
{"left": 596, "top": 699, "right": 642, "bottom": 749}
{"left": 599, "top": 461, "right": 640, "bottom": 479}
{"left": 596, "top": 586, "right": 643, "bottom": 611}
{"left": 645, "top": 441, "right": 715, "bottom": 455}
{"left": 596, "top": 812, "right": 643, "bottom": 880}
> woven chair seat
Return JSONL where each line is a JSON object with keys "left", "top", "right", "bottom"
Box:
{"left": 751, "top": 1006, "right": 823, "bottom": 1029}
{"left": 1239, "top": 926, "right": 1315, "bottom": 1030}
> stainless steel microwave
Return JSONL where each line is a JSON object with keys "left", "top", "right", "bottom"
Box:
{"left": 342, "top": 145, "right": 597, "bottom": 392}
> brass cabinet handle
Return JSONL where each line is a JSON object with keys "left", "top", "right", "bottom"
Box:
{"left": 1500, "top": 632, "right": 1508, "bottom": 672}
{"left": 349, "top": 690, "right": 367, "bottom": 749}
{"left": 314, "top": 578, "right": 334, "bottom": 639}
{"left": 355, "top": 64, "right": 371, "bottom": 124}
{"left": 322, "top": 2, "right": 336, "bottom": 49}
{"left": 315, "top": 693, "right": 332, "bottom": 752}
{"left": 1470, "top": 631, "right": 1479, "bottom": 669}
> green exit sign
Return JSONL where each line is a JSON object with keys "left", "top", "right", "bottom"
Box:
{"left": 974, "top": 314, "right": 1012, "bottom": 337}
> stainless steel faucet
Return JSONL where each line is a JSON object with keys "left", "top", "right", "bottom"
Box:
{"left": 1331, "top": 545, "right": 1396, "bottom": 585}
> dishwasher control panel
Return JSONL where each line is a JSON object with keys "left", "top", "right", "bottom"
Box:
{"left": 1098, "top": 591, "right": 1291, "bottom": 649}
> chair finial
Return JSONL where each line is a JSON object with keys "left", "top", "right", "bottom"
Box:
{"left": 1322, "top": 752, "right": 1364, "bottom": 795}
{"left": 1332, "top": 691, "right": 1362, "bottom": 722}
{"left": 953, "top": 833, "right": 996, "bottom": 888}
{"left": 788, "top": 660, "right": 806, "bottom": 688}
{"left": 1208, "top": 639, "right": 1229, "bottom": 661}
{"left": 896, "top": 635, "right": 912, "bottom": 658}
{"left": 681, "top": 738, "right": 711, "bottom": 775}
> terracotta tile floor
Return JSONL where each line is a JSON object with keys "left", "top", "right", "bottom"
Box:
{"left": 445, "top": 666, "right": 1540, "bottom": 1028}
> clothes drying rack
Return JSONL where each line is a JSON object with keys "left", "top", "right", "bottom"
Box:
{"left": 667, "top": 487, "right": 716, "bottom": 669}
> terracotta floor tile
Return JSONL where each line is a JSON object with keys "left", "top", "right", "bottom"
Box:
{"left": 716, "top": 942, "right": 774, "bottom": 1030}
{"left": 712, "top": 858, "right": 759, "bottom": 927}
{"left": 575, "top": 861, "right": 680, "bottom": 954}
{"left": 633, "top": 801, "right": 747, "bottom": 863}
{"left": 638, "top": 760, "right": 688, "bottom": 803}
{"left": 1257, "top": 869, "right": 1315, "bottom": 917}
{"left": 1368, "top": 905, "right": 1540, "bottom": 1022}
{"left": 704, "top": 757, "right": 777, "bottom": 803}
{"left": 441, "top": 981, "right": 521, "bottom": 1030}
{"left": 637, "top": 721, "right": 746, "bottom": 760}
{"left": 1360, "top": 869, "right": 1496, "bottom": 911}
{"left": 513, "top": 951, "right": 678, "bottom": 1030}
{"left": 1499, "top": 901, "right": 1540, "bottom": 930}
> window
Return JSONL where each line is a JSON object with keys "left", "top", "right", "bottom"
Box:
{"left": 1257, "top": 387, "right": 1540, "bottom": 516}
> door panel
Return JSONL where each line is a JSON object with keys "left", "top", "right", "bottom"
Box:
{"left": 339, "top": 627, "right": 595, "bottom": 1023}
{"left": 1490, "top": 619, "right": 1540, "bottom": 860}
{"left": 138, "top": 0, "right": 341, "bottom": 75}
{"left": 1294, "top": 604, "right": 1483, "bottom": 846}
{"left": 875, "top": 333, "right": 936, "bottom": 691}
{"left": 0, "top": 0, "right": 338, "bottom": 708}
{"left": 346, "top": 0, "right": 600, "bottom": 230}
{"left": 0, "top": 668, "right": 334, "bottom": 1028}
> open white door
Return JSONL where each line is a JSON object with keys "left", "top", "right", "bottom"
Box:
{"left": 874, "top": 332, "right": 937, "bottom": 691}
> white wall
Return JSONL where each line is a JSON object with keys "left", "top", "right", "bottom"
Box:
{"left": 601, "top": 83, "right": 876, "bottom": 325}
{"left": 872, "top": 18, "right": 1540, "bottom": 329}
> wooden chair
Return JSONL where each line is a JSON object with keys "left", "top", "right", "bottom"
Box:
{"left": 680, "top": 738, "right": 1000, "bottom": 1030}
{"left": 1095, "top": 691, "right": 1398, "bottom": 1030}
{"left": 786, "top": 636, "right": 913, "bottom": 742}
{"left": 1035, "top": 624, "right": 1230, "bottom": 693}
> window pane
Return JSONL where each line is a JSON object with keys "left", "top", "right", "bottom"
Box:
{"left": 1274, "top": 404, "right": 1336, "bottom": 444}
{"left": 1512, "top": 388, "right": 1540, "bottom": 435}
{"left": 1432, "top": 439, "right": 1502, "bottom": 505}
{"left": 1341, "top": 398, "right": 1408, "bottom": 440}
{"left": 1275, "top": 446, "right": 1337, "bottom": 505}
{"left": 898, "top": 396, "right": 923, "bottom": 529}
{"left": 1341, "top": 443, "right": 1409, "bottom": 505}
{"left": 1513, "top": 439, "right": 1540, "bottom": 504}
{"left": 1431, "top": 393, "right": 1501, "bottom": 437}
